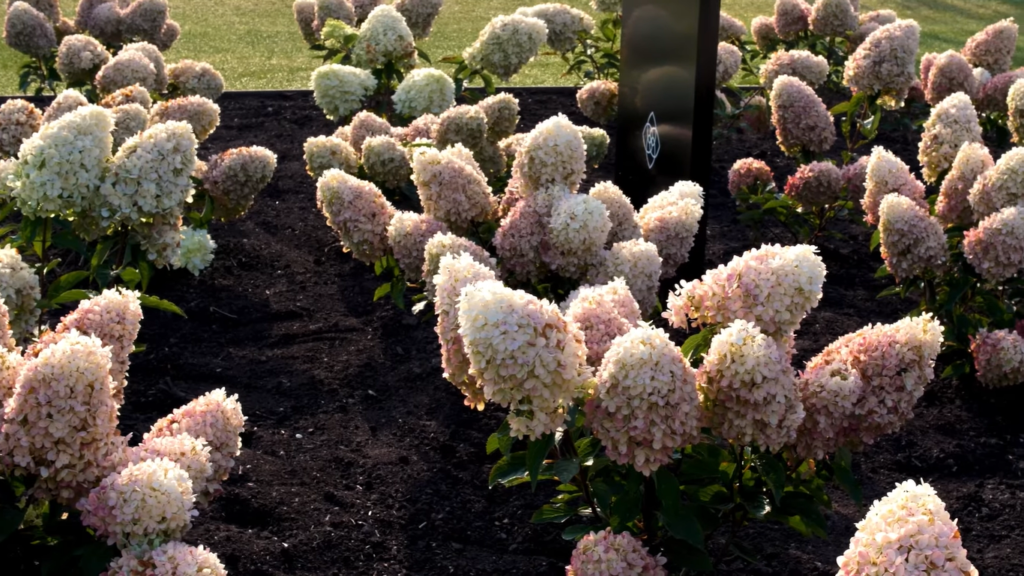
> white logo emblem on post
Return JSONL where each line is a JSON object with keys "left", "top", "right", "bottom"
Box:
{"left": 642, "top": 112, "right": 661, "bottom": 169}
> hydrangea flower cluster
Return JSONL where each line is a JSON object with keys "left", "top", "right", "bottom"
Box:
{"left": 10, "top": 105, "right": 113, "bottom": 221}
{"left": 433, "top": 252, "right": 497, "bottom": 410}
{"left": 172, "top": 227, "right": 216, "bottom": 275}
{"left": 962, "top": 204, "right": 1024, "bottom": 283}
{"left": 728, "top": 158, "right": 775, "bottom": 196}
{"left": 1010, "top": 79, "right": 1024, "bottom": 145}
{"left": 477, "top": 92, "right": 520, "bottom": 143}
{"left": 386, "top": 211, "right": 447, "bottom": 281}
{"left": 348, "top": 110, "right": 393, "bottom": 153}
{"left": 315, "top": 0, "right": 356, "bottom": 33}
{"left": 394, "top": 112, "right": 439, "bottom": 143}
{"left": 809, "top": 0, "right": 857, "bottom": 37}
{"left": 773, "top": 0, "right": 811, "bottom": 40}
{"left": 434, "top": 104, "right": 488, "bottom": 153}
{"left": 579, "top": 126, "right": 609, "bottom": 168}
{"left": 122, "top": 42, "right": 168, "bottom": 92}
{"left": 589, "top": 238, "right": 662, "bottom": 316}
{"left": 311, "top": 64, "right": 376, "bottom": 121}
{"left": 590, "top": 0, "right": 619, "bottom": 13}
{"left": 42, "top": 88, "right": 89, "bottom": 124}
{"left": 457, "top": 280, "right": 590, "bottom": 439}
{"left": 751, "top": 15, "right": 779, "bottom": 51}
{"left": 878, "top": 194, "right": 948, "bottom": 281}
{"left": 201, "top": 146, "right": 277, "bottom": 221}
{"left": 361, "top": 135, "right": 411, "bottom": 190}
{"left": 548, "top": 192, "right": 612, "bottom": 279}
{"left": 127, "top": 433, "right": 215, "bottom": 507}
{"left": 516, "top": 3, "right": 594, "bottom": 54}
{"left": 145, "top": 387, "right": 247, "bottom": 483}
{"left": 317, "top": 168, "right": 395, "bottom": 264}
{"left": 304, "top": 135, "right": 359, "bottom": 178}
{"left": 576, "top": 79, "right": 618, "bottom": 125}
{"left": 837, "top": 480, "right": 979, "bottom": 576}
{"left": 562, "top": 279, "right": 640, "bottom": 367}
{"left": 3, "top": 2, "right": 56, "bottom": 59}
{"left": 101, "top": 84, "right": 154, "bottom": 110}
{"left": 411, "top": 144, "right": 493, "bottom": 232}
{"left": 962, "top": 18, "right": 1018, "bottom": 75}
{"left": 56, "top": 34, "right": 110, "bottom": 84}
{"left": 698, "top": 319, "right": 804, "bottom": 452}
{"left": 105, "top": 542, "right": 227, "bottom": 576}
{"left": 514, "top": 114, "right": 587, "bottom": 194}
{"left": 970, "top": 328, "right": 1024, "bottom": 388}
{"left": 0, "top": 99, "right": 41, "bottom": 158}
{"left": 352, "top": 5, "right": 417, "bottom": 70}
{"left": 566, "top": 528, "right": 667, "bottom": 576}
{"left": 79, "top": 458, "right": 195, "bottom": 550}
{"left": 977, "top": 69, "right": 1024, "bottom": 114}
{"left": 134, "top": 215, "right": 182, "bottom": 268}
{"left": 1, "top": 333, "right": 123, "bottom": 504}
{"left": 392, "top": 68, "right": 455, "bottom": 117}
{"left": 936, "top": 142, "right": 993, "bottom": 227}
{"left": 110, "top": 103, "right": 148, "bottom": 148}
{"left": 149, "top": 96, "right": 220, "bottom": 142}
{"left": 96, "top": 51, "right": 158, "bottom": 95}
{"left": 394, "top": 0, "right": 442, "bottom": 39}
{"left": 784, "top": 161, "right": 843, "bottom": 207}
{"left": 968, "top": 147, "right": 1024, "bottom": 219}
{"left": 637, "top": 181, "right": 704, "bottom": 278}
{"left": 719, "top": 12, "right": 746, "bottom": 42}
{"left": 588, "top": 182, "right": 640, "bottom": 245}
{"left": 844, "top": 20, "right": 921, "bottom": 108}
{"left": 167, "top": 60, "right": 225, "bottom": 101}
{"left": 422, "top": 231, "right": 497, "bottom": 299}
{"left": 759, "top": 49, "right": 828, "bottom": 90}
{"left": 665, "top": 243, "right": 826, "bottom": 340}
{"left": 859, "top": 9, "right": 897, "bottom": 27}
{"left": 841, "top": 156, "right": 870, "bottom": 203}
{"left": 769, "top": 75, "right": 836, "bottom": 156}
{"left": 0, "top": 247, "right": 40, "bottom": 341}
{"left": 293, "top": 0, "right": 318, "bottom": 44}
{"left": 799, "top": 315, "right": 943, "bottom": 455}
{"left": 861, "top": 146, "right": 927, "bottom": 226}
{"left": 463, "top": 14, "right": 548, "bottom": 81}
{"left": 923, "top": 51, "right": 978, "bottom": 105}
{"left": 918, "top": 92, "right": 983, "bottom": 184}
{"left": 716, "top": 42, "right": 741, "bottom": 86}
{"left": 587, "top": 325, "right": 702, "bottom": 474}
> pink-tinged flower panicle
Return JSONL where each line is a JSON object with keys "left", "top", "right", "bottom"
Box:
{"left": 793, "top": 357, "right": 864, "bottom": 459}
{"left": 717, "top": 42, "right": 741, "bottom": 86}
{"left": 304, "top": 135, "right": 358, "bottom": 178}
{"left": 1010, "top": 79, "right": 1024, "bottom": 145}
{"left": 433, "top": 252, "right": 498, "bottom": 410}
{"left": 924, "top": 51, "right": 979, "bottom": 105}
{"left": 411, "top": 144, "right": 494, "bottom": 233}
{"left": 104, "top": 542, "right": 227, "bottom": 576}
{"left": 562, "top": 279, "right": 641, "bottom": 368}
{"left": 976, "top": 69, "right": 1024, "bottom": 114}
{"left": 96, "top": 51, "right": 157, "bottom": 95}
{"left": 840, "top": 155, "right": 870, "bottom": 203}
{"left": 145, "top": 388, "right": 246, "bottom": 483}
{"left": 100, "top": 84, "right": 153, "bottom": 110}
{"left": 727, "top": 158, "right": 774, "bottom": 196}
{"left": 963, "top": 205, "right": 1024, "bottom": 283}
{"left": 494, "top": 186, "right": 559, "bottom": 283}
{"left": 4, "top": 2, "right": 56, "bottom": 59}
{"left": 878, "top": 194, "right": 948, "bottom": 281}
{"left": 588, "top": 181, "right": 640, "bottom": 245}
{"left": 1, "top": 332, "right": 125, "bottom": 504}
{"left": 515, "top": 4, "right": 595, "bottom": 54}
{"left": 167, "top": 60, "right": 225, "bottom": 101}
{"left": 809, "top": 0, "right": 857, "bottom": 38}
{"left": 361, "top": 135, "right": 411, "bottom": 190}
{"left": 769, "top": 75, "right": 836, "bottom": 156}
{"left": 317, "top": 169, "right": 395, "bottom": 264}
{"left": 859, "top": 10, "right": 897, "bottom": 28}
{"left": 386, "top": 211, "right": 447, "bottom": 281}
{"left": 548, "top": 192, "right": 612, "bottom": 280}
{"left": 566, "top": 528, "right": 667, "bottom": 576}
{"left": 56, "top": 34, "right": 110, "bottom": 84}
{"left": 42, "top": 89, "right": 89, "bottom": 125}
{"left": 588, "top": 238, "right": 662, "bottom": 316}
{"left": 457, "top": 280, "right": 591, "bottom": 439}
{"left": 971, "top": 328, "right": 1024, "bottom": 388}
{"left": 638, "top": 181, "right": 704, "bottom": 278}
{"left": 586, "top": 325, "right": 701, "bottom": 474}
{"left": 919, "top": 92, "right": 983, "bottom": 184}
{"left": 78, "top": 458, "right": 195, "bottom": 551}
{"left": 773, "top": 0, "right": 811, "bottom": 40}
{"left": 148, "top": 96, "right": 220, "bottom": 143}
{"left": 837, "top": 480, "right": 979, "bottom": 576}
{"left": 577, "top": 80, "right": 618, "bottom": 126}
{"left": 665, "top": 243, "right": 826, "bottom": 340}
{"left": 760, "top": 49, "right": 828, "bottom": 91}
{"left": 968, "top": 147, "right": 1024, "bottom": 219}
{"left": 936, "top": 142, "right": 993, "bottom": 227}
{"left": 477, "top": 92, "right": 519, "bottom": 143}
{"left": 844, "top": 20, "right": 921, "bottom": 108}
{"left": 719, "top": 12, "right": 746, "bottom": 43}
{"left": 963, "top": 18, "right": 1018, "bottom": 75}
{"left": 751, "top": 16, "right": 779, "bottom": 51}
{"left": 394, "top": 0, "right": 443, "bottom": 40}
{"left": 127, "top": 433, "right": 216, "bottom": 508}
{"left": 697, "top": 319, "right": 804, "bottom": 452}
{"left": 0, "top": 99, "right": 42, "bottom": 159}
{"left": 861, "top": 146, "right": 927, "bottom": 226}
{"left": 422, "top": 232, "right": 497, "bottom": 300}
{"left": 784, "top": 161, "right": 843, "bottom": 207}
{"left": 201, "top": 146, "right": 277, "bottom": 221}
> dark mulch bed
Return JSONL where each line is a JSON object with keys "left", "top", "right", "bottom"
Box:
{"left": 103, "top": 88, "right": 1024, "bottom": 575}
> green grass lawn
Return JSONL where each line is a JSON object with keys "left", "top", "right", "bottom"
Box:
{"left": 0, "top": 0, "right": 1020, "bottom": 94}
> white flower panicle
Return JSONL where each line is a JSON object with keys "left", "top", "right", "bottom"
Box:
{"left": 457, "top": 280, "right": 591, "bottom": 439}
{"left": 547, "top": 192, "right": 612, "bottom": 279}
{"left": 392, "top": 68, "right": 455, "bottom": 117}
{"left": 167, "top": 60, "right": 225, "bottom": 101}
{"left": 665, "top": 243, "right": 826, "bottom": 340}
{"left": 918, "top": 92, "right": 983, "bottom": 185}
{"left": 716, "top": 42, "right": 741, "bottom": 86}
{"left": 96, "top": 51, "right": 157, "bottom": 95}
{"left": 566, "top": 528, "right": 667, "bottom": 576}
{"left": 515, "top": 3, "right": 594, "bottom": 54}
{"left": 304, "top": 135, "right": 359, "bottom": 178}
{"left": 587, "top": 325, "right": 701, "bottom": 475}
{"left": 878, "top": 194, "right": 948, "bottom": 281}
{"left": 105, "top": 542, "right": 227, "bottom": 576}
{"left": 42, "top": 88, "right": 89, "bottom": 124}
{"left": 56, "top": 34, "right": 110, "bottom": 83}
{"left": 477, "top": 92, "right": 520, "bottom": 142}
{"left": 773, "top": 0, "right": 811, "bottom": 40}
{"left": 352, "top": 5, "right": 417, "bottom": 70}
{"left": 0, "top": 99, "right": 42, "bottom": 158}
{"left": 133, "top": 215, "right": 181, "bottom": 268}
{"left": 411, "top": 144, "right": 493, "bottom": 232}
{"left": 361, "top": 135, "right": 411, "bottom": 190}
{"left": 968, "top": 147, "right": 1024, "bottom": 219}
{"left": 971, "top": 328, "right": 1024, "bottom": 388}
{"left": 698, "top": 319, "right": 804, "bottom": 452}
{"left": 110, "top": 103, "right": 148, "bottom": 148}
{"left": 311, "top": 64, "right": 376, "bottom": 121}
{"left": 1010, "top": 79, "right": 1024, "bottom": 145}
{"left": 588, "top": 181, "right": 641, "bottom": 245}
{"left": 514, "top": 114, "right": 587, "bottom": 194}
{"left": 751, "top": 16, "right": 779, "bottom": 51}
{"left": 317, "top": 169, "right": 395, "bottom": 264}
{"left": 861, "top": 146, "right": 927, "bottom": 226}
{"left": 172, "top": 227, "right": 216, "bottom": 276}
{"left": 121, "top": 42, "right": 167, "bottom": 92}
{"left": 719, "top": 12, "right": 747, "bottom": 42}
{"left": 463, "top": 14, "right": 548, "bottom": 81}
{"left": 580, "top": 126, "right": 609, "bottom": 168}
{"left": 422, "top": 231, "right": 496, "bottom": 299}
{"left": 936, "top": 142, "right": 993, "bottom": 227}
{"left": 837, "top": 481, "right": 979, "bottom": 576}
{"left": 148, "top": 96, "right": 221, "bottom": 142}
{"left": 638, "top": 181, "right": 704, "bottom": 278}
{"left": 0, "top": 247, "right": 39, "bottom": 341}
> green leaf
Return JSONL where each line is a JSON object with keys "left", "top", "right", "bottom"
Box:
{"left": 530, "top": 503, "right": 577, "bottom": 523}
{"left": 489, "top": 452, "right": 528, "bottom": 487}
{"left": 680, "top": 326, "right": 720, "bottom": 365}
{"left": 90, "top": 237, "right": 117, "bottom": 272}
{"left": 139, "top": 294, "right": 186, "bottom": 317}
{"left": 869, "top": 228, "right": 880, "bottom": 252}
{"left": 119, "top": 266, "right": 141, "bottom": 289}
{"left": 877, "top": 285, "right": 902, "bottom": 299}
{"left": 874, "top": 264, "right": 891, "bottom": 278}
{"left": 941, "top": 360, "right": 971, "bottom": 379}
{"left": 654, "top": 468, "right": 703, "bottom": 547}
{"left": 46, "top": 270, "right": 89, "bottom": 300}
{"left": 777, "top": 491, "right": 828, "bottom": 538}
{"left": 829, "top": 99, "right": 856, "bottom": 115}
{"left": 0, "top": 501, "right": 27, "bottom": 542}
{"left": 754, "top": 453, "right": 787, "bottom": 505}
{"left": 832, "top": 448, "right": 862, "bottom": 505}
{"left": 390, "top": 278, "right": 406, "bottom": 310}
{"left": 660, "top": 537, "right": 713, "bottom": 571}
{"left": 575, "top": 437, "right": 601, "bottom": 465}
{"left": 51, "top": 289, "right": 95, "bottom": 305}
{"left": 373, "top": 283, "right": 391, "bottom": 301}
{"left": 561, "top": 525, "right": 593, "bottom": 540}
{"left": 552, "top": 459, "right": 580, "bottom": 484}
{"left": 527, "top": 433, "right": 555, "bottom": 491}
